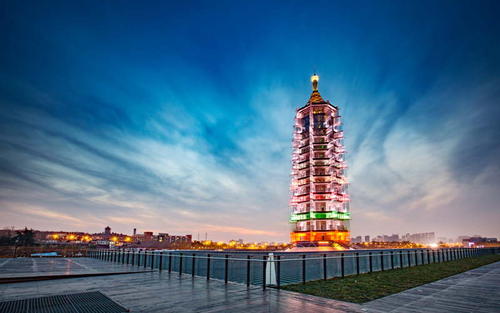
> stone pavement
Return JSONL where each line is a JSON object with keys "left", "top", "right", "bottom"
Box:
{"left": 362, "top": 261, "right": 500, "bottom": 313}
{"left": 0, "top": 257, "right": 148, "bottom": 278}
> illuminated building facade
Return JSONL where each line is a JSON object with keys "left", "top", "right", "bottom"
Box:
{"left": 289, "top": 75, "right": 350, "bottom": 246}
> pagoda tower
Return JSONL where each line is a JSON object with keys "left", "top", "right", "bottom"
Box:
{"left": 289, "top": 74, "right": 350, "bottom": 246}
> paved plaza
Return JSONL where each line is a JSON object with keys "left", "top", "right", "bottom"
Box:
{"left": 0, "top": 257, "right": 498, "bottom": 312}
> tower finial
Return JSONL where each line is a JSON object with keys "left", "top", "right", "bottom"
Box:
{"left": 311, "top": 74, "right": 319, "bottom": 91}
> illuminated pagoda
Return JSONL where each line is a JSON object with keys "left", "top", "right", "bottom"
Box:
{"left": 289, "top": 74, "right": 350, "bottom": 247}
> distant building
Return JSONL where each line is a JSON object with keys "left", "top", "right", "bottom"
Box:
{"left": 401, "top": 232, "right": 435, "bottom": 244}
{"left": 364, "top": 235, "right": 370, "bottom": 242}
{"left": 104, "top": 226, "right": 111, "bottom": 235}
{"left": 351, "top": 236, "right": 362, "bottom": 243}
{"left": 143, "top": 232, "right": 153, "bottom": 241}
{"left": 463, "top": 237, "right": 497, "bottom": 247}
{"left": 457, "top": 235, "right": 471, "bottom": 242}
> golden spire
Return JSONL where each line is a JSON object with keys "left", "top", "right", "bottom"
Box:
{"left": 308, "top": 73, "right": 326, "bottom": 103}
{"left": 311, "top": 74, "right": 319, "bottom": 91}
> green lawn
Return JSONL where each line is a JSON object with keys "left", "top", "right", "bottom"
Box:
{"left": 282, "top": 253, "right": 500, "bottom": 303}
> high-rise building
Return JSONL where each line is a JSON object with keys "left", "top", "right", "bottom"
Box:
{"left": 289, "top": 74, "right": 350, "bottom": 246}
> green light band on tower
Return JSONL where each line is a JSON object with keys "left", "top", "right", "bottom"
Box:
{"left": 290, "top": 211, "right": 351, "bottom": 222}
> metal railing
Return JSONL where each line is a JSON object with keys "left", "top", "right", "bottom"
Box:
{"left": 88, "top": 247, "right": 499, "bottom": 289}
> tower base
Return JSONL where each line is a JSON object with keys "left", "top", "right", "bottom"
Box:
{"left": 290, "top": 231, "right": 350, "bottom": 245}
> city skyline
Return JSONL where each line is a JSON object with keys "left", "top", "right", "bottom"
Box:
{"left": 1, "top": 1, "right": 500, "bottom": 242}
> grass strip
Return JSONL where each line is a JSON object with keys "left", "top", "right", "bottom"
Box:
{"left": 282, "top": 253, "right": 500, "bottom": 303}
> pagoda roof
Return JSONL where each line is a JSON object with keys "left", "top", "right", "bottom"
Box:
{"left": 308, "top": 90, "right": 327, "bottom": 104}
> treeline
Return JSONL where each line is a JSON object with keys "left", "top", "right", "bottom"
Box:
{"left": 0, "top": 227, "right": 35, "bottom": 246}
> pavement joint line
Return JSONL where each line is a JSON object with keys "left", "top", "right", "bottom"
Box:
{"left": 0, "top": 269, "right": 156, "bottom": 284}
{"left": 0, "top": 259, "right": 11, "bottom": 268}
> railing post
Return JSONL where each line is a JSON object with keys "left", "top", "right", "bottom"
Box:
{"left": 380, "top": 251, "right": 384, "bottom": 271}
{"left": 341, "top": 253, "right": 345, "bottom": 276}
{"left": 224, "top": 255, "right": 229, "bottom": 284}
{"left": 407, "top": 250, "right": 411, "bottom": 267}
{"left": 262, "top": 255, "right": 267, "bottom": 290}
{"left": 159, "top": 252, "right": 163, "bottom": 271}
{"left": 151, "top": 251, "right": 155, "bottom": 269}
{"left": 302, "top": 255, "right": 306, "bottom": 283}
{"left": 323, "top": 254, "right": 327, "bottom": 280}
{"left": 369, "top": 252, "right": 373, "bottom": 272}
{"left": 192, "top": 254, "right": 196, "bottom": 277}
{"left": 179, "top": 253, "right": 183, "bottom": 275}
{"left": 206, "top": 254, "right": 211, "bottom": 280}
{"left": 246, "top": 255, "right": 251, "bottom": 286}
{"left": 390, "top": 251, "right": 394, "bottom": 269}
{"left": 356, "top": 252, "right": 360, "bottom": 274}
{"left": 168, "top": 252, "right": 172, "bottom": 273}
{"left": 414, "top": 250, "right": 418, "bottom": 265}
{"left": 276, "top": 255, "right": 281, "bottom": 289}
{"left": 400, "top": 251, "right": 403, "bottom": 268}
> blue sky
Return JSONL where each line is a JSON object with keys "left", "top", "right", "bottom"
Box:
{"left": 1, "top": 0, "right": 499, "bottom": 241}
